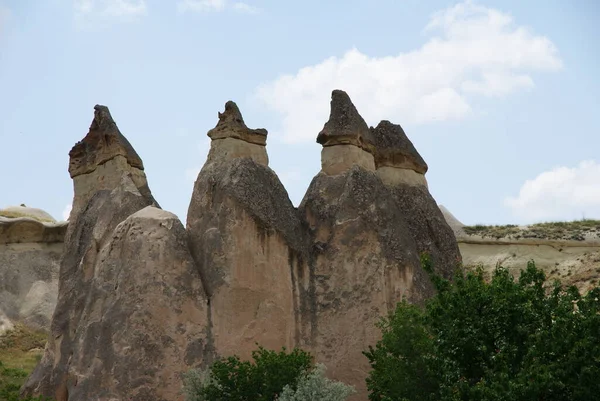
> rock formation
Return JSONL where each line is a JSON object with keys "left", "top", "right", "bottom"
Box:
{"left": 0, "top": 206, "right": 67, "bottom": 330}
{"left": 22, "top": 106, "right": 209, "bottom": 401}
{"left": 23, "top": 93, "right": 460, "bottom": 401}
{"left": 187, "top": 101, "right": 303, "bottom": 359}
{"left": 299, "top": 91, "right": 460, "bottom": 398}
{"left": 370, "top": 121, "right": 461, "bottom": 282}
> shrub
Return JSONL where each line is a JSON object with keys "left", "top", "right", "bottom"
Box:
{"left": 183, "top": 346, "right": 313, "bottom": 401}
{"left": 364, "top": 257, "right": 600, "bottom": 401}
{"left": 278, "top": 363, "right": 356, "bottom": 401}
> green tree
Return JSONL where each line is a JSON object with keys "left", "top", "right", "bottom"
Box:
{"left": 183, "top": 346, "right": 313, "bottom": 401}
{"left": 364, "top": 258, "right": 600, "bottom": 401}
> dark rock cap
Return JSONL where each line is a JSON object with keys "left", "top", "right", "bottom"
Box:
{"left": 370, "top": 120, "right": 428, "bottom": 174}
{"left": 68, "top": 105, "right": 144, "bottom": 178}
{"left": 316, "top": 90, "right": 374, "bottom": 153}
{"left": 207, "top": 101, "right": 268, "bottom": 146}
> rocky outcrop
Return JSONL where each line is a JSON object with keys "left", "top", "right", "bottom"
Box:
{"left": 22, "top": 106, "right": 210, "bottom": 401}
{"left": 23, "top": 95, "right": 460, "bottom": 401}
{"left": 0, "top": 206, "right": 67, "bottom": 331}
{"left": 0, "top": 308, "right": 13, "bottom": 335}
{"left": 187, "top": 102, "right": 303, "bottom": 360}
{"left": 298, "top": 90, "right": 459, "bottom": 399}
{"left": 68, "top": 105, "right": 155, "bottom": 218}
{"left": 370, "top": 121, "right": 461, "bottom": 281}
{"left": 317, "top": 90, "right": 376, "bottom": 175}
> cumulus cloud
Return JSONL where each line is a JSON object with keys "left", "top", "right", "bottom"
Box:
{"left": 74, "top": 0, "right": 147, "bottom": 22}
{"left": 255, "top": 0, "right": 562, "bottom": 143}
{"left": 177, "top": 0, "right": 259, "bottom": 14}
{"left": 505, "top": 161, "right": 600, "bottom": 223}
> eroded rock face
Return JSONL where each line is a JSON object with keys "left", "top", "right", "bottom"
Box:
{"left": 317, "top": 90, "right": 375, "bottom": 176}
{"left": 21, "top": 106, "right": 208, "bottom": 401}
{"left": 370, "top": 121, "right": 461, "bottom": 280}
{"left": 187, "top": 101, "right": 303, "bottom": 360}
{"left": 296, "top": 90, "right": 460, "bottom": 399}
{"left": 68, "top": 105, "right": 155, "bottom": 216}
{"left": 0, "top": 208, "right": 66, "bottom": 331}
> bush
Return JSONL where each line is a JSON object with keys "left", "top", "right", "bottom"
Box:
{"left": 183, "top": 346, "right": 313, "bottom": 401}
{"left": 364, "top": 257, "right": 600, "bottom": 401}
{"left": 278, "top": 363, "right": 356, "bottom": 401}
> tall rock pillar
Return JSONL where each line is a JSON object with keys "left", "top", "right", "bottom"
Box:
{"left": 187, "top": 102, "right": 306, "bottom": 360}
{"left": 299, "top": 90, "right": 423, "bottom": 399}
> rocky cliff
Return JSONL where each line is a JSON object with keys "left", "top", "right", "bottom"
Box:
{"left": 22, "top": 93, "right": 460, "bottom": 401}
{"left": 0, "top": 206, "right": 67, "bottom": 332}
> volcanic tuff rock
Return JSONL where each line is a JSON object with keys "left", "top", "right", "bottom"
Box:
{"left": 22, "top": 106, "right": 208, "bottom": 401}
{"left": 68, "top": 104, "right": 155, "bottom": 217}
{"left": 187, "top": 101, "right": 303, "bottom": 359}
{"left": 298, "top": 90, "right": 460, "bottom": 399}
{"left": 23, "top": 94, "right": 460, "bottom": 401}
{"left": 317, "top": 90, "right": 376, "bottom": 175}
{"left": 369, "top": 122, "right": 461, "bottom": 281}
{"left": 0, "top": 206, "right": 67, "bottom": 330}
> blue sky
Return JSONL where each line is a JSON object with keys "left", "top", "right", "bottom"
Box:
{"left": 0, "top": 0, "right": 599, "bottom": 225}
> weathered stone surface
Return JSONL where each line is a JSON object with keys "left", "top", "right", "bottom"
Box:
{"left": 0, "top": 217, "right": 67, "bottom": 244}
{"left": 386, "top": 184, "right": 461, "bottom": 281}
{"left": 26, "top": 206, "right": 209, "bottom": 401}
{"left": 320, "top": 144, "right": 375, "bottom": 175}
{"left": 376, "top": 166, "right": 429, "bottom": 187}
{"left": 0, "top": 308, "right": 14, "bottom": 335}
{"left": 370, "top": 120, "right": 428, "bottom": 173}
{"left": 298, "top": 93, "right": 460, "bottom": 400}
{"left": 68, "top": 105, "right": 144, "bottom": 177}
{"left": 0, "top": 209, "right": 65, "bottom": 331}
{"left": 317, "top": 90, "right": 374, "bottom": 152}
{"left": 188, "top": 103, "right": 304, "bottom": 359}
{"left": 207, "top": 101, "right": 267, "bottom": 146}
{"left": 299, "top": 167, "right": 431, "bottom": 400}
{"left": 22, "top": 105, "right": 171, "bottom": 401}
{"left": 206, "top": 137, "right": 268, "bottom": 166}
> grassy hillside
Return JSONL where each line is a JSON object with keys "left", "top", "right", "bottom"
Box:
{"left": 0, "top": 325, "right": 47, "bottom": 400}
{"left": 463, "top": 219, "right": 600, "bottom": 241}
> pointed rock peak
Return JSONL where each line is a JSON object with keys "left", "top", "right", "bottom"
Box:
{"left": 207, "top": 101, "right": 268, "bottom": 146}
{"left": 370, "top": 120, "right": 428, "bottom": 174}
{"left": 68, "top": 105, "right": 144, "bottom": 178}
{"left": 317, "top": 90, "right": 373, "bottom": 152}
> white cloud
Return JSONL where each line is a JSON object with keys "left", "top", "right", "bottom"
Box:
{"left": 505, "top": 161, "right": 600, "bottom": 223}
{"left": 62, "top": 204, "right": 72, "bottom": 221}
{"left": 74, "top": 0, "right": 147, "bottom": 21}
{"left": 177, "top": 0, "right": 259, "bottom": 14}
{"left": 255, "top": 0, "right": 562, "bottom": 143}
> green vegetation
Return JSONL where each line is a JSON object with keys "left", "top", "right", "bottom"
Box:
{"left": 364, "top": 256, "right": 600, "bottom": 401}
{"left": 0, "top": 325, "right": 50, "bottom": 401}
{"left": 463, "top": 218, "right": 600, "bottom": 240}
{"left": 183, "top": 346, "right": 354, "bottom": 401}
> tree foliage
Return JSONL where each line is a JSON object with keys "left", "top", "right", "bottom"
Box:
{"left": 183, "top": 346, "right": 313, "bottom": 401}
{"left": 364, "top": 257, "right": 600, "bottom": 401}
